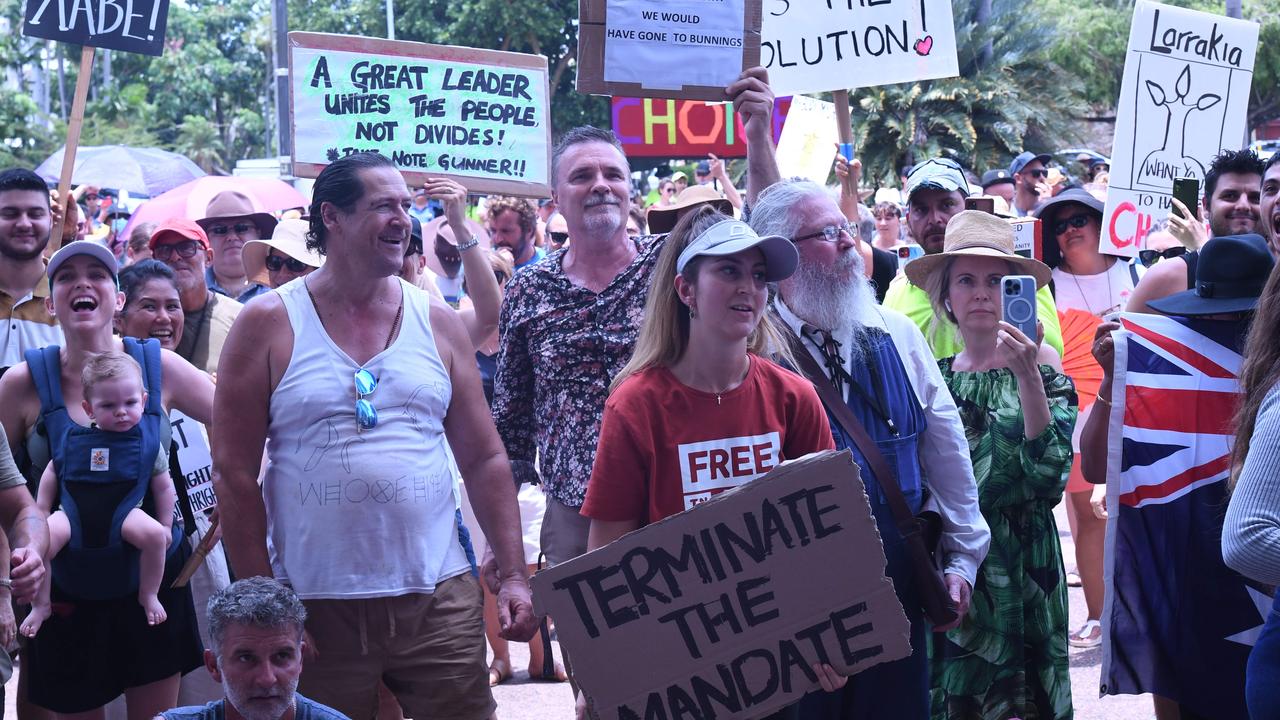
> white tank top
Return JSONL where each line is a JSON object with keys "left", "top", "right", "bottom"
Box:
{"left": 264, "top": 277, "right": 469, "bottom": 599}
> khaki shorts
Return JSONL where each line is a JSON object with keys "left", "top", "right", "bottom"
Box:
{"left": 298, "top": 573, "right": 494, "bottom": 720}
{"left": 539, "top": 498, "right": 591, "bottom": 566}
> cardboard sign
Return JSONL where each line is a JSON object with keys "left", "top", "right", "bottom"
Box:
{"left": 1009, "top": 217, "right": 1042, "bottom": 262}
{"left": 170, "top": 410, "right": 216, "bottom": 514}
{"left": 579, "top": 0, "right": 763, "bottom": 101}
{"left": 760, "top": 0, "right": 959, "bottom": 96}
{"left": 22, "top": 0, "right": 170, "bottom": 56}
{"left": 289, "top": 32, "right": 552, "bottom": 197}
{"left": 532, "top": 451, "right": 911, "bottom": 720}
{"left": 1101, "top": 1, "right": 1258, "bottom": 257}
{"left": 774, "top": 95, "right": 837, "bottom": 185}
{"left": 612, "top": 97, "right": 790, "bottom": 158}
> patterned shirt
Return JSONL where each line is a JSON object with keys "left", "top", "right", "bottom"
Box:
{"left": 493, "top": 235, "right": 665, "bottom": 507}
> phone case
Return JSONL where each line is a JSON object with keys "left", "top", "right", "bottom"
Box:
{"left": 1002, "top": 275, "right": 1038, "bottom": 340}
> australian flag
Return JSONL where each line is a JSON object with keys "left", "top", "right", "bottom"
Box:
{"left": 1101, "top": 313, "right": 1271, "bottom": 718}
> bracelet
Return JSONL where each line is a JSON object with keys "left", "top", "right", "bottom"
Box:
{"left": 0, "top": 578, "right": 11, "bottom": 589}
{"left": 456, "top": 236, "right": 479, "bottom": 252}
{"left": 1094, "top": 392, "right": 1112, "bottom": 408}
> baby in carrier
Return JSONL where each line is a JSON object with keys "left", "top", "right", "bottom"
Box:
{"left": 21, "top": 351, "right": 176, "bottom": 636}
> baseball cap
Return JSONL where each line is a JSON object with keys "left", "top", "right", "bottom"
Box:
{"left": 47, "top": 240, "right": 118, "bottom": 280}
{"left": 149, "top": 218, "right": 210, "bottom": 251}
{"left": 671, "top": 170, "right": 688, "bottom": 183}
{"left": 904, "top": 158, "right": 970, "bottom": 202}
{"left": 1009, "top": 151, "right": 1052, "bottom": 176}
{"left": 980, "top": 169, "right": 1014, "bottom": 189}
{"left": 695, "top": 160, "right": 711, "bottom": 176}
{"left": 676, "top": 220, "right": 797, "bottom": 282}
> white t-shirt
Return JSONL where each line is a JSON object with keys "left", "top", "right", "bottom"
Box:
{"left": 1052, "top": 258, "right": 1135, "bottom": 317}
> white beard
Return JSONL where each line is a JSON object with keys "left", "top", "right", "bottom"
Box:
{"left": 783, "top": 249, "right": 878, "bottom": 359}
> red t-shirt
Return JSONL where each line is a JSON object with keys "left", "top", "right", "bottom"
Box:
{"left": 582, "top": 356, "right": 835, "bottom": 525}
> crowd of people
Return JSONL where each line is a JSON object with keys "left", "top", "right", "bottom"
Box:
{"left": 0, "top": 63, "right": 1274, "bottom": 720}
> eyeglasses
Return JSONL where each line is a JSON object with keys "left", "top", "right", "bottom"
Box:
{"left": 1138, "top": 246, "right": 1187, "bottom": 267}
{"left": 84, "top": 193, "right": 99, "bottom": 201}
{"left": 1024, "top": 168, "right": 1049, "bottom": 179}
{"left": 153, "top": 240, "right": 204, "bottom": 260}
{"left": 207, "top": 222, "right": 257, "bottom": 237}
{"left": 792, "top": 221, "right": 854, "bottom": 243}
{"left": 354, "top": 368, "right": 378, "bottom": 432}
{"left": 265, "top": 254, "right": 310, "bottom": 273}
{"left": 1051, "top": 213, "right": 1093, "bottom": 236}
{"left": 549, "top": 231, "right": 569, "bottom": 245}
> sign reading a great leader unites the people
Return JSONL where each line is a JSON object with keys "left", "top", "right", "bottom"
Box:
{"left": 289, "top": 32, "right": 552, "bottom": 197}
{"left": 760, "top": 0, "right": 959, "bottom": 96}
{"left": 532, "top": 451, "right": 911, "bottom": 720}
{"left": 23, "top": 0, "right": 170, "bottom": 56}
{"left": 1101, "top": 1, "right": 1258, "bottom": 257}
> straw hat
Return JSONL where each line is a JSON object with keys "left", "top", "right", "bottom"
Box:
{"left": 419, "top": 216, "right": 491, "bottom": 277}
{"left": 904, "top": 210, "right": 1052, "bottom": 289}
{"left": 242, "top": 219, "right": 325, "bottom": 286}
{"left": 646, "top": 185, "right": 734, "bottom": 234}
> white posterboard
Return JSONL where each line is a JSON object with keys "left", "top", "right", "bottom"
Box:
{"left": 170, "top": 410, "right": 216, "bottom": 514}
{"left": 760, "top": 0, "right": 959, "bottom": 96}
{"left": 604, "top": 0, "right": 747, "bottom": 91}
{"left": 775, "top": 95, "right": 838, "bottom": 185}
{"left": 1101, "top": 1, "right": 1258, "bottom": 256}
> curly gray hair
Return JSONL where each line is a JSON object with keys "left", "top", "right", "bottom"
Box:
{"left": 207, "top": 577, "right": 307, "bottom": 656}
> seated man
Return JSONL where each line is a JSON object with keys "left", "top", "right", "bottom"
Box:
{"left": 160, "top": 577, "right": 349, "bottom": 720}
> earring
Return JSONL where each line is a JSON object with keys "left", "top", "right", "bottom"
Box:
{"left": 689, "top": 305, "right": 697, "bottom": 319}
{"left": 944, "top": 300, "right": 952, "bottom": 313}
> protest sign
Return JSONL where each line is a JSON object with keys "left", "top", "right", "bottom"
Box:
{"left": 775, "top": 95, "right": 838, "bottom": 185}
{"left": 612, "top": 97, "right": 790, "bottom": 158}
{"left": 1009, "top": 217, "right": 1042, "bottom": 262}
{"left": 760, "top": 0, "right": 959, "bottom": 96}
{"left": 1101, "top": 1, "right": 1258, "bottom": 257}
{"left": 23, "top": 0, "right": 170, "bottom": 56}
{"left": 532, "top": 450, "right": 911, "bottom": 720}
{"left": 289, "top": 32, "right": 552, "bottom": 197}
{"left": 170, "top": 410, "right": 215, "bottom": 514}
{"left": 579, "top": 0, "right": 763, "bottom": 101}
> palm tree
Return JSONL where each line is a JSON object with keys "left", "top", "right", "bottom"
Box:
{"left": 173, "top": 115, "right": 228, "bottom": 175}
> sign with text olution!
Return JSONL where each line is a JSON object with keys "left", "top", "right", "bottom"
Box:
{"left": 23, "top": 0, "right": 170, "bottom": 56}
{"left": 1101, "top": 1, "right": 1258, "bottom": 257}
{"left": 760, "top": 0, "right": 959, "bottom": 96}
{"left": 612, "top": 96, "right": 790, "bottom": 158}
{"left": 289, "top": 32, "right": 552, "bottom": 198}
{"left": 532, "top": 451, "right": 911, "bottom": 720}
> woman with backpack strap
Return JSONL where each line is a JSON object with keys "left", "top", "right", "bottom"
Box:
{"left": 0, "top": 242, "right": 215, "bottom": 719}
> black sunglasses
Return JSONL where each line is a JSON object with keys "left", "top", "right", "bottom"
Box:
{"left": 1138, "top": 246, "right": 1187, "bottom": 267}
{"left": 1025, "top": 168, "right": 1049, "bottom": 179}
{"left": 153, "top": 240, "right": 204, "bottom": 260}
{"left": 265, "top": 254, "right": 310, "bottom": 273}
{"left": 207, "top": 222, "right": 257, "bottom": 237}
{"left": 1051, "top": 213, "right": 1093, "bottom": 236}
{"left": 549, "top": 231, "right": 569, "bottom": 244}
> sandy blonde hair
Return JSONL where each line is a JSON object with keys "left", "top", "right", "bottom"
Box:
{"left": 82, "top": 351, "right": 143, "bottom": 400}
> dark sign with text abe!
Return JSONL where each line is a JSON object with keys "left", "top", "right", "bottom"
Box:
{"left": 531, "top": 451, "right": 911, "bottom": 720}
{"left": 23, "top": 0, "right": 169, "bottom": 56}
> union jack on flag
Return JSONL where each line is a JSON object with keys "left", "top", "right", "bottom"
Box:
{"left": 1101, "top": 313, "right": 1267, "bottom": 718}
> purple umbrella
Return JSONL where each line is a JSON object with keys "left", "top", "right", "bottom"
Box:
{"left": 36, "top": 145, "right": 206, "bottom": 197}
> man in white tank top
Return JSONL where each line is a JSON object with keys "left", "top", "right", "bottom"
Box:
{"left": 211, "top": 152, "right": 537, "bottom": 720}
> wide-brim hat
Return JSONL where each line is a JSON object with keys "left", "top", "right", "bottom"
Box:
{"left": 904, "top": 210, "right": 1052, "bottom": 289}
{"left": 242, "top": 219, "right": 325, "bottom": 286}
{"left": 420, "top": 216, "right": 491, "bottom": 277}
{"left": 1034, "top": 188, "right": 1106, "bottom": 267}
{"left": 196, "top": 191, "right": 278, "bottom": 239}
{"left": 1148, "top": 234, "right": 1275, "bottom": 317}
{"left": 676, "top": 219, "right": 797, "bottom": 282}
{"left": 47, "top": 239, "right": 118, "bottom": 280}
{"left": 647, "top": 185, "right": 734, "bottom": 234}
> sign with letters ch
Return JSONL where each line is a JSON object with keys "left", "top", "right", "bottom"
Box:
{"left": 23, "top": 0, "right": 170, "bottom": 56}
{"left": 1101, "top": 1, "right": 1258, "bottom": 257}
{"left": 532, "top": 450, "right": 911, "bottom": 720}
{"left": 290, "top": 32, "right": 552, "bottom": 198}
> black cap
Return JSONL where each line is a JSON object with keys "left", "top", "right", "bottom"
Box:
{"left": 1010, "top": 151, "right": 1052, "bottom": 176}
{"left": 981, "top": 169, "right": 1014, "bottom": 189}
{"left": 695, "top": 160, "right": 711, "bottom": 175}
{"left": 1147, "top": 234, "right": 1275, "bottom": 316}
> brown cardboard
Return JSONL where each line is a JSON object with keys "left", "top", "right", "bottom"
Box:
{"left": 577, "top": 0, "right": 763, "bottom": 101}
{"left": 531, "top": 450, "right": 911, "bottom": 720}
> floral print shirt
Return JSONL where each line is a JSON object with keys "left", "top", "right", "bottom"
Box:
{"left": 492, "top": 235, "right": 666, "bottom": 507}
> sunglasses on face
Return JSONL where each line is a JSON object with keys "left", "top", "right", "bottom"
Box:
{"left": 1051, "top": 213, "right": 1093, "bottom": 236}
{"left": 549, "top": 231, "right": 569, "bottom": 244}
{"left": 354, "top": 368, "right": 378, "bottom": 432}
{"left": 793, "top": 221, "right": 854, "bottom": 243}
{"left": 153, "top": 240, "right": 204, "bottom": 260}
{"left": 1138, "top": 246, "right": 1187, "bottom": 267}
{"left": 1024, "top": 168, "right": 1049, "bottom": 179}
{"left": 207, "top": 222, "right": 256, "bottom": 237}
{"left": 265, "top": 254, "right": 310, "bottom": 273}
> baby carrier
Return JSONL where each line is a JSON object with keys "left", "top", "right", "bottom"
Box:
{"left": 25, "top": 338, "right": 183, "bottom": 600}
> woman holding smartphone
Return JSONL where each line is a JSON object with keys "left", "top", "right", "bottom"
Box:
{"left": 907, "top": 210, "right": 1077, "bottom": 720}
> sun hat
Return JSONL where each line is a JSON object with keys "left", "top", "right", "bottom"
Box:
{"left": 647, "top": 185, "right": 735, "bottom": 234}
{"left": 242, "top": 219, "right": 325, "bottom": 285}
{"left": 1147, "top": 234, "right": 1275, "bottom": 317}
{"left": 47, "top": 240, "right": 118, "bottom": 280}
{"left": 149, "top": 218, "right": 210, "bottom": 251}
{"left": 197, "top": 191, "right": 278, "bottom": 239}
{"left": 419, "top": 216, "right": 491, "bottom": 276}
{"left": 676, "top": 219, "right": 798, "bottom": 282}
{"left": 904, "top": 210, "right": 1052, "bottom": 289}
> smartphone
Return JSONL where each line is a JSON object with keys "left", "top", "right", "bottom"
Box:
{"left": 1002, "top": 275, "right": 1038, "bottom": 340}
{"left": 1172, "top": 177, "right": 1200, "bottom": 220}
{"left": 965, "top": 196, "right": 995, "bottom": 214}
{"left": 897, "top": 244, "right": 924, "bottom": 273}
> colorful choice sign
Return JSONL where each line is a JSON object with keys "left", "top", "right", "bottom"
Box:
{"left": 612, "top": 96, "right": 790, "bottom": 158}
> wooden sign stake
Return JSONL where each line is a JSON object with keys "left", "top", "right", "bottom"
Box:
{"left": 832, "top": 89, "right": 856, "bottom": 198}
{"left": 52, "top": 45, "right": 96, "bottom": 254}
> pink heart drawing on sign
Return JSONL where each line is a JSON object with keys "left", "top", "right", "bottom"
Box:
{"left": 914, "top": 35, "right": 934, "bottom": 56}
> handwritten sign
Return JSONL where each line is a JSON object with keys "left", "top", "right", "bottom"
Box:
{"left": 775, "top": 95, "right": 838, "bottom": 185}
{"left": 760, "top": 0, "right": 959, "bottom": 96}
{"left": 580, "top": 0, "right": 763, "bottom": 100}
{"left": 289, "top": 32, "right": 552, "bottom": 197}
{"left": 170, "top": 410, "right": 215, "bottom": 513}
{"left": 532, "top": 451, "right": 910, "bottom": 720}
{"left": 612, "top": 97, "right": 790, "bottom": 158}
{"left": 1101, "top": 1, "right": 1258, "bottom": 257}
{"left": 23, "top": 0, "right": 170, "bottom": 56}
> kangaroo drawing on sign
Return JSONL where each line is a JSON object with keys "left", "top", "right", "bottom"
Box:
{"left": 1135, "top": 65, "right": 1222, "bottom": 189}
